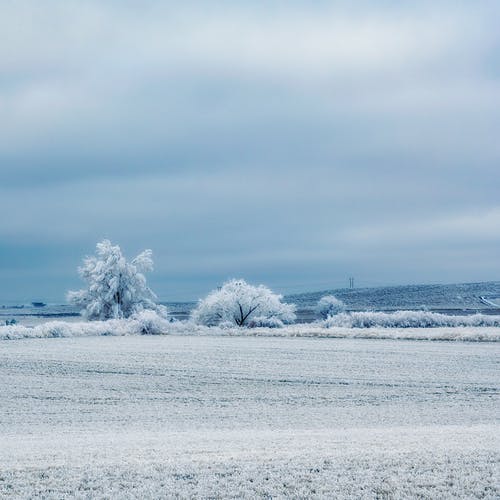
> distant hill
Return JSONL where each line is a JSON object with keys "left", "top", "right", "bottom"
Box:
{"left": 285, "top": 281, "right": 500, "bottom": 312}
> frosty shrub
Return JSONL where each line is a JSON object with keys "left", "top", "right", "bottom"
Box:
{"left": 67, "top": 240, "right": 167, "bottom": 320}
{"left": 316, "top": 295, "right": 346, "bottom": 319}
{"left": 2, "top": 313, "right": 500, "bottom": 341}
{"left": 322, "top": 310, "right": 500, "bottom": 329}
{"left": 132, "top": 310, "right": 170, "bottom": 335}
{"left": 191, "top": 279, "right": 296, "bottom": 327}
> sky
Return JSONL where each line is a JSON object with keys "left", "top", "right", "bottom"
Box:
{"left": 1, "top": 0, "right": 499, "bottom": 303}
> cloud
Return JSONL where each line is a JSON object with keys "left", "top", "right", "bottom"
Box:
{"left": 341, "top": 207, "right": 500, "bottom": 247}
{"left": 1, "top": 1, "right": 497, "bottom": 158}
{"left": 0, "top": 0, "right": 499, "bottom": 300}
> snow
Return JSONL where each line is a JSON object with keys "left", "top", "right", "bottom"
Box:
{"left": 2, "top": 311, "right": 500, "bottom": 341}
{"left": 0, "top": 311, "right": 170, "bottom": 340}
{"left": 0, "top": 336, "right": 498, "bottom": 498}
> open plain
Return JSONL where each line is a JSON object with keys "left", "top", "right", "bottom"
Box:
{"left": 0, "top": 335, "right": 498, "bottom": 498}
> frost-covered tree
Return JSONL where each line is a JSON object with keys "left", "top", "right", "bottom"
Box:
{"left": 191, "top": 279, "right": 296, "bottom": 328}
{"left": 67, "top": 240, "right": 167, "bottom": 320}
{"left": 316, "top": 295, "right": 346, "bottom": 319}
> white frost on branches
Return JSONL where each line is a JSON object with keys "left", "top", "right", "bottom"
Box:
{"left": 67, "top": 240, "right": 167, "bottom": 320}
{"left": 191, "top": 279, "right": 296, "bottom": 327}
{"left": 316, "top": 295, "right": 346, "bottom": 319}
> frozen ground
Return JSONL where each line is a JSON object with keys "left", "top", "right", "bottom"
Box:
{"left": 0, "top": 335, "right": 498, "bottom": 498}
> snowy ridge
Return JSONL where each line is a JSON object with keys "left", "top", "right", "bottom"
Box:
{"left": 287, "top": 281, "right": 500, "bottom": 310}
{"left": 2, "top": 310, "right": 500, "bottom": 341}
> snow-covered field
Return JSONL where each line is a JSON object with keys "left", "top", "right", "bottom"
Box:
{"left": 1, "top": 335, "right": 498, "bottom": 498}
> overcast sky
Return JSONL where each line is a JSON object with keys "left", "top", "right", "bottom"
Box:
{"left": 1, "top": 1, "right": 499, "bottom": 302}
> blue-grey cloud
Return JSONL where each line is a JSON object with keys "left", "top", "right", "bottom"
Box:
{"left": 0, "top": 0, "right": 499, "bottom": 302}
